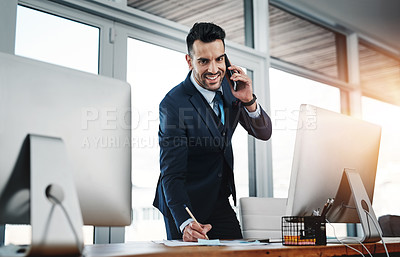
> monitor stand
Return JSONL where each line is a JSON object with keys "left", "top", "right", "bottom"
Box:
{"left": 332, "top": 168, "right": 382, "bottom": 243}
{"left": 24, "top": 135, "right": 83, "bottom": 256}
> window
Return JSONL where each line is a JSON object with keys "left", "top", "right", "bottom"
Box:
{"left": 125, "top": 39, "right": 188, "bottom": 241}
{"left": 15, "top": 5, "right": 99, "bottom": 74}
{"left": 124, "top": 38, "right": 250, "bottom": 240}
{"left": 8, "top": 4, "right": 101, "bottom": 245}
{"left": 269, "top": 68, "right": 340, "bottom": 197}
{"left": 232, "top": 126, "right": 249, "bottom": 199}
{"left": 362, "top": 97, "right": 400, "bottom": 217}
{"left": 6, "top": 0, "right": 398, "bottom": 244}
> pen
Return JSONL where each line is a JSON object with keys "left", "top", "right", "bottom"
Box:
{"left": 321, "top": 198, "right": 334, "bottom": 217}
{"left": 185, "top": 206, "right": 209, "bottom": 240}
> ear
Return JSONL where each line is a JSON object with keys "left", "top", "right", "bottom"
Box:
{"left": 185, "top": 54, "right": 193, "bottom": 70}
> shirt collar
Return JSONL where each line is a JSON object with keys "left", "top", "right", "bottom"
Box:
{"left": 190, "top": 72, "right": 223, "bottom": 105}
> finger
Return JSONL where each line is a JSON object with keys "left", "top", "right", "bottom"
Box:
{"left": 189, "top": 223, "right": 209, "bottom": 239}
{"left": 231, "top": 73, "right": 250, "bottom": 86}
{"left": 183, "top": 229, "right": 197, "bottom": 242}
{"left": 229, "top": 64, "right": 244, "bottom": 74}
{"left": 198, "top": 224, "right": 211, "bottom": 239}
{"left": 186, "top": 228, "right": 207, "bottom": 240}
{"left": 231, "top": 73, "right": 244, "bottom": 81}
{"left": 203, "top": 224, "right": 212, "bottom": 234}
{"left": 183, "top": 233, "right": 196, "bottom": 242}
{"left": 190, "top": 221, "right": 203, "bottom": 231}
{"left": 182, "top": 231, "right": 190, "bottom": 242}
{"left": 183, "top": 226, "right": 200, "bottom": 242}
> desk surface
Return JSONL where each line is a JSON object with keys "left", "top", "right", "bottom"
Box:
{"left": 84, "top": 239, "right": 400, "bottom": 257}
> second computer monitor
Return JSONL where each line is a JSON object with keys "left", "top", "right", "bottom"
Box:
{"left": 286, "top": 104, "right": 381, "bottom": 224}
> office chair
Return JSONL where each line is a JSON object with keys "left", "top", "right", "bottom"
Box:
{"left": 378, "top": 215, "right": 400, "bottom": 237}
{"left": 239, "top": 197, "right": 287, "bottom": 240}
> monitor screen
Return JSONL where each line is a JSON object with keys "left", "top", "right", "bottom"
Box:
{"left": 286, "top": 104, "right": 381, "bottom": 224}
{"left": 0, "top": 52, "right": 132, "bottom": 227}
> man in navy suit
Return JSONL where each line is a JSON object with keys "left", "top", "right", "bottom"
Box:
{"left": 153, "top": 22, "right": 272, "bottom": 241}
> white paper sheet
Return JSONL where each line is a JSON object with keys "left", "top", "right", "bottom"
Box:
{"left": 154, "top": 239, "right": 269, "bottom": 247}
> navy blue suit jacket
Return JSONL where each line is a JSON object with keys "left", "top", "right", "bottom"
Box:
{"left": 153, "top": 72, "right": 272, "bottom": 232}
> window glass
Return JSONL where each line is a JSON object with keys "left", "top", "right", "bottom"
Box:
{"left": 125, "top": 38, "right": 249, "bottom": 240}
{"left": 15, "top": 5, "right": 99, "bottom": 74}
{"left": 9, "top": 5, "right": 100, "bottom": 245}
{"left": 362, "top": 97, "right": 400, "bottom": 217}
{"left": 125, "top": 39, "right": 187, "bottom": 241}
{"left": 269, "top": 68, "right": 340, "bottom": 198}
{"left": 232, "top": 126, "right": 249, "bottom": 200}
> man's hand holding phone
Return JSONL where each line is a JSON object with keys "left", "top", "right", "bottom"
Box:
{"left": 224, "top": 54, "right": 257, "bottom": 112}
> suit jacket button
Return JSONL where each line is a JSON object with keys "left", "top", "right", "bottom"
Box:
{"left": 218, "top": 173, "right": 222, "bottom": 178}
{"left": 222, "top": 132, "right": 226, "bottom": 136}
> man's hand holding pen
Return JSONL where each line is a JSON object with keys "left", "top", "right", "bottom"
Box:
{"left": 183, "top": 206, "right": 212, "bottom": 242}
{"left": 183, "top": 221, "right": 212, "bottom": 242}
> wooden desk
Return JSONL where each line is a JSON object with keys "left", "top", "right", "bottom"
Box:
{"left": 84, "top": 239, "right": 400, "bottom": 257}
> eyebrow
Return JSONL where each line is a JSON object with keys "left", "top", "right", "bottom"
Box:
{"left": 196, "top": 54, "right": 225, "bottom": 61}
{"left": 197, "top": 57, "right": 209, "bottom": 62}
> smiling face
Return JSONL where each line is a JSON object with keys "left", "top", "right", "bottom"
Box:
{"left": 185, "top": 39, "right": 226, "bottom": 91}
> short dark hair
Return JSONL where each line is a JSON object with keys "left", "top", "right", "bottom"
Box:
{"left": 186, "top": 22, "right": 226, "bottom": 56}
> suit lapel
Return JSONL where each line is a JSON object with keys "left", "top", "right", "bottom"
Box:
{"left": 189, "top": 93, "right": 224, "bottom": 144}
{"left": 182, "top": 73, "right": 224, "bottom": 147}
{"left": 182, "top": 72, "right": 241, "bottom": 149}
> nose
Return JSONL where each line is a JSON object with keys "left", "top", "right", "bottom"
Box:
{"left": 208, "top": 60, "right": 218, "bottom": 74}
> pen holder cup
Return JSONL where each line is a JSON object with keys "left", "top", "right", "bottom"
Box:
{"left": 281, "top": 216, "right": 326, "bottom": 246}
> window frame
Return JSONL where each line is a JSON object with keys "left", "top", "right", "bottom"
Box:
{"left": 1, "top": 0, "right": 398, "bottom": 244}
{"left": 2, "top": 0, "right": 271, "bottom": 242}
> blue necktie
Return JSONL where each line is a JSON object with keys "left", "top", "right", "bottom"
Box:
{"left": 214, "top": 91, "right": 225, "bottom": 125}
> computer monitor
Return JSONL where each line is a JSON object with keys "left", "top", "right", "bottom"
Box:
{"left": 0, "top": 52, "right": 131, "bottom": 255}
{"left": 286, "top": 104, "right": 382, "bottom": 242}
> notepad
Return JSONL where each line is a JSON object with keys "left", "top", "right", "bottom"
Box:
{"left": 154, "top": 239, "right": 269, "bottom": 247}
{"left": 197, "top": 239, "right": 221, "bottom": 245}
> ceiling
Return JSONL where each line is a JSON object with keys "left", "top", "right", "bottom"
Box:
{"left": 128, "top": 0, "right": 400, "bottom": 56}
{"left": 127, "top": 0, "right": 400, "bottom": 105}
{"left": 275, "top": 0, "right": 400, "bottom": 55}
{"left": 274, "top": 0, "right": 400, "bottom": 105}
{"left": 127, "top": 0, "right": 246, "bottom": 44}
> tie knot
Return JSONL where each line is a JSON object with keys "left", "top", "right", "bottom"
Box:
{"left": 214, "top": 91, "right": 223, "bottom": 103}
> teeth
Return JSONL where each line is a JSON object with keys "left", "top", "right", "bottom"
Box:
{"left": 207, "top": 75, "right": 218, "bottom": 80}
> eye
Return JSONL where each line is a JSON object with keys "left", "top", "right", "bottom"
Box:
{"left": 198, "top": 59, "right": 208, "bottom": 65}
{"left": 217, "top": 56, "right": 224, "bottom": 62}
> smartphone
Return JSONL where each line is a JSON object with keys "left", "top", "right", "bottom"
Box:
{"left": 224, "top": 54, "right": 237, "bottom": 91}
